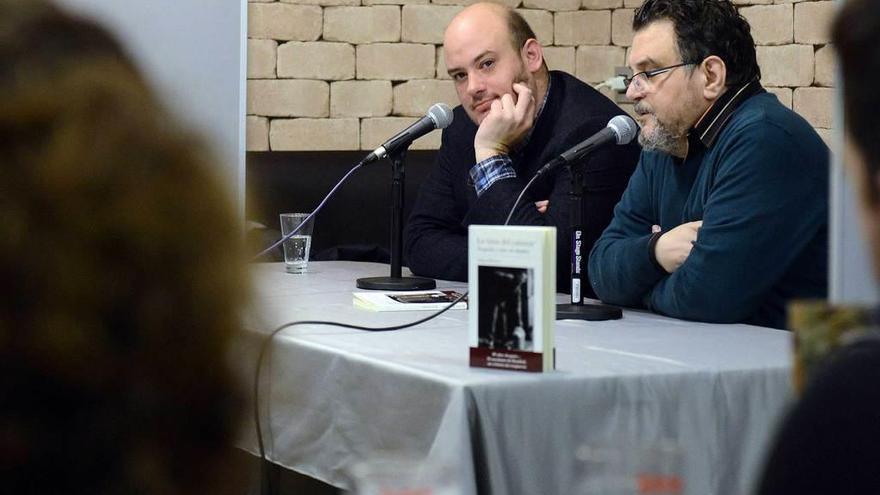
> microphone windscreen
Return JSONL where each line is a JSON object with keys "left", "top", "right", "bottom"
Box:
{"left": 608, "top": 115, "right": 638, "bottom": 145}
{"left": 428, "top": 103, "right": 454, "bottom": 129}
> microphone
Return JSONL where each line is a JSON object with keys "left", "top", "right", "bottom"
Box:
{"left": 537, "top": 115, "right": 638, "bottom": 175}
{"left": 365, "top": 103, "right": 454, "bottom": 164}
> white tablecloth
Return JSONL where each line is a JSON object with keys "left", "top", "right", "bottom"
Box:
{"left": 236, "top": 261, "right": 793, "bottom": 495}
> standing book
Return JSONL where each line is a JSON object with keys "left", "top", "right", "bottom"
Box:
{"left": 468, "top": 225, "right": 556, "bottom": 372}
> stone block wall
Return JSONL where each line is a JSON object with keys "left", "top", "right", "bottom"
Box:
{"left": 246, "top": 0, "right": 836, "bottom": 151}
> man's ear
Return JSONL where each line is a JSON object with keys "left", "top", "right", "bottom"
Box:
{"left": 521, "top": 38, "right": 544, "bottom": 73}
{"left": 701, "top": 55, "right": 727, "bottom": 100}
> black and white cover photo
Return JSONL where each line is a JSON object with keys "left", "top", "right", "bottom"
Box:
{"left": 477, "top": 266, "right": 535, "bottom": 351}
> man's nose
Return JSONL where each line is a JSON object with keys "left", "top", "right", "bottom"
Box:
{"left": 467, "top": 72, "right": 485, "bottom": 96}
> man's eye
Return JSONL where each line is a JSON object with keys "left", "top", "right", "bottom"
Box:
{"left": 452, "top": 73, "right": 467, "bottom": 81}
{"left": 480, "top": 59, "right": 494, "bottom": 69}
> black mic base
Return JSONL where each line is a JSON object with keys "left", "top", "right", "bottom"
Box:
{"left": 556, "top": 302, "right": 622, "bottom": 321}
{"left": 356, "top": 276, "right": 437, "bottom": 291}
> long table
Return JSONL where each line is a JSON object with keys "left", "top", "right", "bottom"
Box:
{"left": 236, "top": 261, "right": 793, "bottom": 495}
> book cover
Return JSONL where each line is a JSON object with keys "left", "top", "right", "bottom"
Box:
{"left": 468, "top": 225, "right": 556, "bottom": 372}
{"left": 353, "top": 290, "right": 467, "bottom": 312}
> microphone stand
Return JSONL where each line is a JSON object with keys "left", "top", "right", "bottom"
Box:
{"left": 556, "top": 162, "right": 622, "bottom": 320}
{"left": 357, "top": 147, "right": 437, "bottom": 291}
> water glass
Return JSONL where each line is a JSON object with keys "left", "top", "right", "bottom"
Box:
{"left": 279, "top": 212, "right": 314, "bottom": 273}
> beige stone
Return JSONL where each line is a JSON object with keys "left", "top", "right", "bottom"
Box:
{"left": 248, "top": 39, "right": 277, "bottom": 79}
{"left": 270, "top": 118, "right": 360, "bottom": 150}
{"left": 516, "top": 9, "right": 554, "bottom": 45}
{"left": 432, "top": 0, "right": 520, "bottom": 6}
{"left": 793, "top": 87, "right": 834, "bottom": 129}
{"left": 436, "top": 46, "right": 450, "bottom": 79}
{"left": 392, "top": 80, "right": 459, "bottom": 116}
{"left": 794, "top": 1, "right": 835, "bottom": 44}
{"left": 247, "top": 80, "right": 329, "bottom": 117}
{"left": 364, "top": 0, "right": 428, "bottom": 5}
{"left": 523, "top": 0, "right": 581, "bottom": 11}
{"left": 611, "top": 9, "right": 634, "bottom": 47}
{"left": 249, "top": 0, "right": 275, "bottom": 3}
{"left": 555, "top": 10, "right": 611, "bottom": 46}
{"left": 733, "top": 0, "right": 773, "bottom": 5}
{"left": 765, "top": 87, "right": 792, "bottom": 109}
{"left": 324, "top": 6, "right": 401, "bottom": 44}
{"left": 814, "top": 44, "right": 834, "bottom": 87}
{"left": 277, "top": 42, "right": 355, "bottom": 80}
{"left": 623, "top": 0, "right": 642, "bottom": 7}
{"left": 756, "top": 45, "right": 814, "bottom": 87}
{"left": 246, "top": 116, "right": 270, "bottom": 151}
{"left": 248, "top": 4, "right": 321, "bottom": 41}
{"left": 740, "top": 4, "right": 793, "bottom": 45}
{"left": 357, "top": 44, "right": 436, "bottom": 80}
{"left": 582, "top": 0, "right": 622, "bottom": 9}
{"left": 361, "top": 117, "right": 442, "bottom": 150}
{"left": 281, "top": 0, "right": 359, "bottom": 5}
{"left": 543, "top": 46, "right": 576, "bottom": 73}
{"left": 576, "top": 45, "right": 625, "bottom": 83}
{"left": 330, "top": 80, "right": 393, "bottom": 117}
{"left": 402, "top": 5, "right": 463, "bottom": 44}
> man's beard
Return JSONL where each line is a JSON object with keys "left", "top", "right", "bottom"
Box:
{"left": 634, "top": 103, "right": 686, "bottom": 156}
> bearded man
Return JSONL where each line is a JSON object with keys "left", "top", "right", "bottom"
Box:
{"left": 587, "top": 0, "right": 828, "bottom": 329}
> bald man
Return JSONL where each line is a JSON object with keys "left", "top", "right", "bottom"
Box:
{"left": 404, "top": 2, "right": 639, "bottom": 294}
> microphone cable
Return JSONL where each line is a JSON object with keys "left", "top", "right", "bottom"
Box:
{"left": 503, "top": 172, "right": 543, "bottom": 227}
{"left": 251, "top": 158, "right": 367, "bottom": 261}
{"left": 252, "top": 290, "right": 468, "bottom": 469}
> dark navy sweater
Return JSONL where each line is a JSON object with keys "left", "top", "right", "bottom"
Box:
{"left": 588, "top": 83, "right": 828, "bottom": 329}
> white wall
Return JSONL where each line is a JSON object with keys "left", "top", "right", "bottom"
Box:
{"left": 55, "top": 0, "right": 247, "bottom": 219}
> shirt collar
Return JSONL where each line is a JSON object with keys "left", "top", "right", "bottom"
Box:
{"left": 691, "top": 78, "right": 764, "bottom": 148}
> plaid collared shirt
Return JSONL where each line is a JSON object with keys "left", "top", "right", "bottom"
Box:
{"left": 468, "top": 81, "right": 552, "bottom": 197}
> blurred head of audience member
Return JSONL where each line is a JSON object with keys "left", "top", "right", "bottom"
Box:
{"left": 755, "top": 1, "right": 880, "bottom": 493}
{"left": 0, "top": 1, "right": 246, "bottom": 493}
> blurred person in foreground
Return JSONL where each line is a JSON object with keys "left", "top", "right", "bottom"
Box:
{"left": 0, "top": 1, "right": 247, "bottom": 493}
{"left": 587, "top": 0, "right": 828, "bottom": 329}
{"left": 755, "top": 0, "right": 880, "bottom": 492}
{"left": 404, "top": 2, "right": 640, "bottom": 294}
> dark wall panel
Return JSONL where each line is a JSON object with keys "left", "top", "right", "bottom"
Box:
{"left": 247, "top": 150, "right": 438, "bottom": 259}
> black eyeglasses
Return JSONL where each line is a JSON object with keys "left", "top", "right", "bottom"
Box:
{"left": 623, "top": 62, "right": 696, "bottom": 91}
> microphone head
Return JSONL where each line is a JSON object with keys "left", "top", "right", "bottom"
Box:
{"left": 427, "top": 103, "right": 454, "bottom": 130}
{"left": 607, "top": 115, "right": 639, "bottom": 145}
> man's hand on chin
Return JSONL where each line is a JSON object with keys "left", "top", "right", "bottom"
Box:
{"left": 473, "top": 83, "right": 537, "bottom": 162}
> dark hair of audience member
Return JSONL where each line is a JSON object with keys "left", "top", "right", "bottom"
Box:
{"left": 633, "top": 0, "right": 761, "bottom": 88}
{"left": 0, "top": 1, "right": 247, "bottom": 493}
{"left": 832, "top": 0, "right": 880, "bottom": 203}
